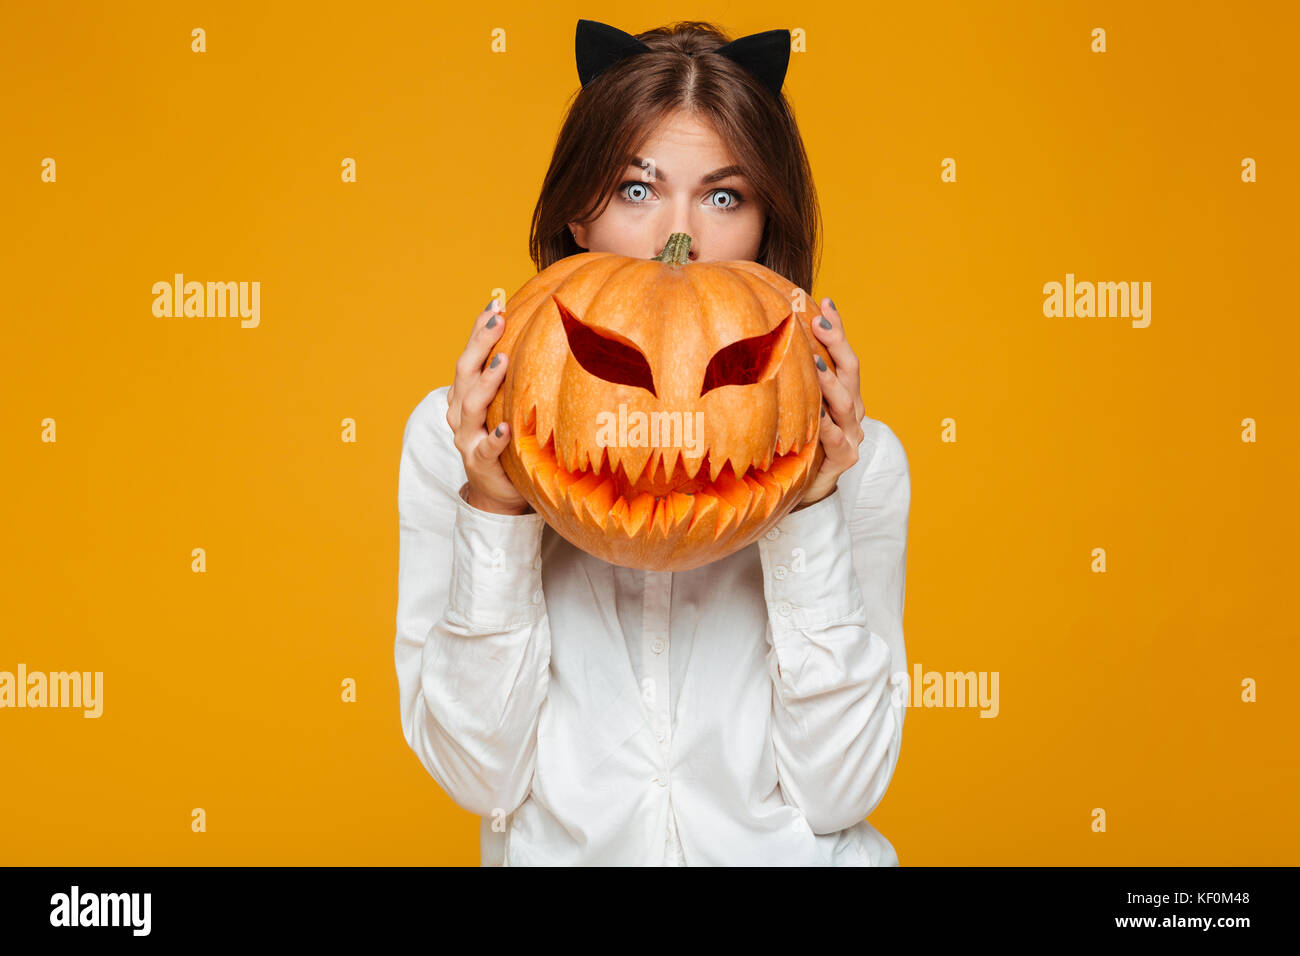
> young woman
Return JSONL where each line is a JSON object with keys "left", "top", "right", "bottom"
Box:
{"left": 395, "top": 19, "right": 911, "bottom": 865}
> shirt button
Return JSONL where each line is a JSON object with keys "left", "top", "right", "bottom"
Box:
{"left": 656, "top": 733, "right": 665, "bottom": 744}
{"left": 652, "top": 774, "right": 667, "bottom": 787}
{"left": 776, "top": 601, "right": 792, "bottom": 617}
{"left": 651, "top": 639, "right": 665, "bottom": 654}
{"left": 532, "top": 589, "right": 543, "bottom": 604}
{"left": 774, "top": 564, "right": 788, "bottom": 579}
{"left": 765, "top": 528, "right": 781, "bottom": 541}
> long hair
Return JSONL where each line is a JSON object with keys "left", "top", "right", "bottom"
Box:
{"left": 528, "top": 20, "right": 821, "bottom": 294}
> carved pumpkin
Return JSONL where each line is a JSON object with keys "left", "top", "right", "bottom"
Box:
{"left": 484, "top": 232, "right": 833, "bottom": 571}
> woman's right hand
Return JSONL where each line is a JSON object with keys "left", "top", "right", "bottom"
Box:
{"left": 446, "top": 299, "right": 532, "bottom": 516}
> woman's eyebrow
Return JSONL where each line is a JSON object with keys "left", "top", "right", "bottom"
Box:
{"left": 628, "top": 156, "right": 745, "bottom": 185}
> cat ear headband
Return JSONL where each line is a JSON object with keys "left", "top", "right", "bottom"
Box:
{"left": 575, "top": 18, "right": 791, "bottom": 98}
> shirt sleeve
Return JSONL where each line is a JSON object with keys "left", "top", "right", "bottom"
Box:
{"left": 756, "top": 417, "right": 911, "bottom": 835}
{"left": 394, "top": 386, "right": 551, "bottom": 819}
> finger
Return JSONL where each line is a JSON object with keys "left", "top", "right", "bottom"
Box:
{"left": 811, "top": 298, "right": 863, "bottom": 420}
{"left": 471, "top": 419, "right": 511, "bottom": 468}
{"left": 814, "top": 351, "right": 856, "bottom": 425}
{"left": 460, "top": 350, "right": 508, "bottom": 436}
{"left": 450, "top": 302, "right": 506, "bottom": 425}
{"left": 817, "top": 406, "right": 850, "bottom": 464}
{"left": 817, "top": 404, "right": 861, "bottom": 470}
{"left": 453, "top": 300, "right": 505, "bottom": 391}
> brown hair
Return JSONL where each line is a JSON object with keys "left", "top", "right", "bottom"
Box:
{"left": 528, "top": 20, "right": 822, "bottom": 294}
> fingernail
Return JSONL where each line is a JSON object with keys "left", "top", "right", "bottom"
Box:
{"left": 486, "top": 315, "right": 497, "bottom": 329}
{"left": 495, "top": 423, "right": 505, "bottom": 437}
{"left": 815, "top": 355, "right": 827, "bottom": 372}
{"left": 827, "top": 299, "right": 837, "bottom": 311}
{"left": 818, "top": 316, "right": 832, "bottom": 329}
{"left": 490, "top": 353, "right": 502, "bottom": 369}
{"left": 820, "top": 406, "right": 826, "bottom": 417}
{"left": 485, "top": 298, "right": 498, "bottom": 312}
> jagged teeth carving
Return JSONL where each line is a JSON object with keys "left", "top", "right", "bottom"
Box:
{"left": 682, "top": 451, "right": 706, "bottom": 480}
{"left": 614, "top": 492, "right": 654, "bottom": 536}
{"left": 728, "top": 452, "right": 753, "bottom": 484}
{"left": 752, "top": 471, "right": 781, "bottom": 518}
{"left": 603, "top": 445, "right": 622, "bottom": 484}
{"left": 666, "top": 491, "right": 693, "bottom": 528}
{"left": 707, "top": 453, "right": 725, "bottom": 484}
{"left": 656, "top": 449, "right": 674, "bottom": 485}
{"left": 713, "top": 496, "right": 740, "bottom": 539}
{"left": 743, "top": 474, "right": 774, "bottom": 520}
{"left": 623, "top": 447, "right": 650, "bottom": 487}
{"left": 725, "top": 470, "right": 756, "bottom": 529}
{"left": 516, "top": 399, "right": 828, "bottom": 552}
{"left": 658, "top": 446, "right": 680, "bottom": 484}
{"left": 566, "top": 472, "right": 602, "bottom": 520}
{"left": 534, "top": 461, "right": 559, "bottom": 509}
{"left": 582, "top": 478, "right": 616, "bottom": 528}
{"left": 608, "top": 497, "right": 630, "bottom": 534}
{"left": 652, "top": 497, "right": 673, "bottom": 538}
{"left": 686, "top": 494, "right": 719, "bottom": 538}
{"left": 641, "top": 449, "right": 659, "bottom": 486}
{"left": 534, "top": 402, "right": 554, "bottom": 452}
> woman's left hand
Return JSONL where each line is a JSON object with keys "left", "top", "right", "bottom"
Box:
{"left": 794, "top": 297, "right": 866, "bottom": 509}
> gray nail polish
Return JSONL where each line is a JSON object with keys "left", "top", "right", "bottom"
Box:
{"left": 485, "top": 298, "right": 497, "bottom": 312}
{"left": 486, "top": 315, "right": 497, "bottom": 329}
{"left": 495, "top": 423, "right": 504, "bottom": 436}
{"left": 819, "top": 316, "right": 832, "bottom": 329}
{"left": 490, "top": 354, "right": 501, "bottom": 369}
{"left": 820, "top": 406, "right": 826, "bottom": 417}
{"left": 815, "top": 355, "right": 827, "bottom": 372}
{"left": 828, "top": 299, "right": 836, "bottom": 311}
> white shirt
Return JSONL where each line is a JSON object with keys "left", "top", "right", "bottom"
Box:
{"left": 394, "top": 384, "right": 911, "bottom": 865}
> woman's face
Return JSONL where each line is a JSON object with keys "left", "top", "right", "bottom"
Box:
{"left": 569, "top": 110, "right": 766, "bottom": 263}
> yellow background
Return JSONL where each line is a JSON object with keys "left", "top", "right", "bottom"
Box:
{"left": 2, "top": 0, "right": 1296, "bottom": 865}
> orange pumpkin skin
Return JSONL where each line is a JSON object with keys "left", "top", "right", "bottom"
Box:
{"left": 484, "top": 233, "right": 835, "bottom": 572}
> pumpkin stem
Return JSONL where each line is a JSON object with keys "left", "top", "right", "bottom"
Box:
{"left": 652, "top": 232, "right": 693, "bottom": 267}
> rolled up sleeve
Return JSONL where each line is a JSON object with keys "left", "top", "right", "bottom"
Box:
{"left": 395, "top": 387, "right": 551, "bottom": 819}
{"left": 757, "top": 420, "right": 911, "bottom": 835}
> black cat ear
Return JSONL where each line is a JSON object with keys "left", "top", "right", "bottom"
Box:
{"left": 712, "top": 29, "right": 791, "bottom": 98}
{"left": 576, "top": 19, "right": 652, "bottom": 88}
{"left": 575, "top": 20, "right": 792, "bottom": 99}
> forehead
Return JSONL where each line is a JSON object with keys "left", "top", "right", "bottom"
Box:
{"left": 632, "top": 111, "right": 738, "bottom": 174}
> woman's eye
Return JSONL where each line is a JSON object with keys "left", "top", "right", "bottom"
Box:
{"left": 620, "top": 181, "right": 653, "bottom": 203}
{"left": 708, "top": 188, "right": 744, "bottom": 212}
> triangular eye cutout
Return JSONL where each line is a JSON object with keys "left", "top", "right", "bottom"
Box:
{"left": 554, "top": 294, "right": 657, "bottom": 397}
{"left": 700, "top": 314, "right": 794, "bottom": 396}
